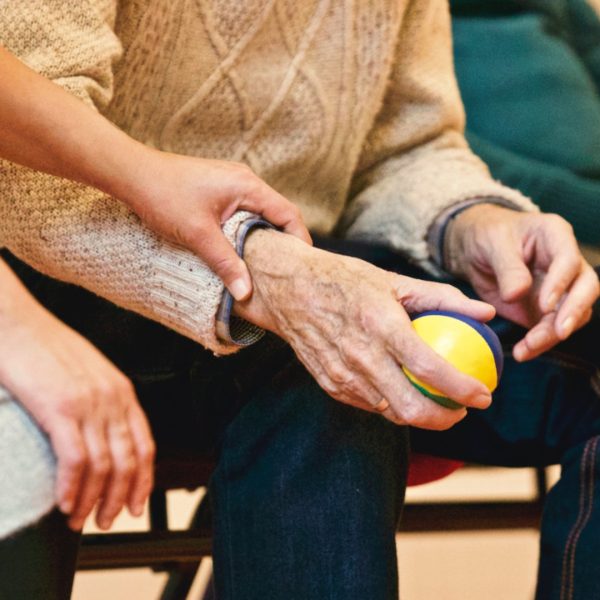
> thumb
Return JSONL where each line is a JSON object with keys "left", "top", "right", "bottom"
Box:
{"left": 190, "top": 226, "right": 253, "bottom": 301}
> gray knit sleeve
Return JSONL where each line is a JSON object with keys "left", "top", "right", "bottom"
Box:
{"left": 0, "top": 389, "right": 56, "bottom": 539}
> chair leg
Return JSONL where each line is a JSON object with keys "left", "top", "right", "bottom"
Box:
{"left": 159, "top": 491, "right": 213, "bottom": 600}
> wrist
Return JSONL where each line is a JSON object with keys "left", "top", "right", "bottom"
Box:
{"left": 233, "top": 228, "right": 316, "bottom": 332}
{"left": 444, "top": 204, "right": 516, "bottom": 276}
{"left": 92, "top": 138, "right": 157, "bottom": 208}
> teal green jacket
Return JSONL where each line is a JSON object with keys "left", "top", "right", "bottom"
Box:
{"left": 451, "top": 0, "right": 600, "bottom": 243}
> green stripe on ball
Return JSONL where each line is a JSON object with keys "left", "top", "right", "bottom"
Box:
{"left": 410, "top": 380, "right": 463, "bottom": 410}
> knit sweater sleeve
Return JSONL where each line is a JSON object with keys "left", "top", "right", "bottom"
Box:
{"left": 339, "top": 0, "right": 538, "bottom": 273}
{"left": 0, "top": 0, "right": 251, "bottom": 355}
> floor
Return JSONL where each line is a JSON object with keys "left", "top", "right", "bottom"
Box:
{"left": 73, "top": 465, "right": 557, "bottom": 599}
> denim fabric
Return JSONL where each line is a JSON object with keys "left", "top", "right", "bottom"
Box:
{"left": 3, "top": 245, "right": 600, "bottom": 600}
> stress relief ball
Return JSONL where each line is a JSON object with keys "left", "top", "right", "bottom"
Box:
{"left": 402, "top": 310, "right": 503, "bottom": 409}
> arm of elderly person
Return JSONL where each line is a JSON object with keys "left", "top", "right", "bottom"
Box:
{"left": 339, "top": 0, "right": 598, "bottom": 362}
{"left": 235, "top": 0, "right": 597, "bottom": 428}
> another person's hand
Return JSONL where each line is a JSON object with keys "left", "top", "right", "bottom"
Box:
{"left": 234, "top": 229, "right": 496, "bottom": 430}
{"left": 0, "top": 262, "right": 155, "bottom": 531}
{"left": 445, "top": 205, "right": 600, "bottom": 361}
{"left": 116, "top": 151, "right": 312, "bottom": 301}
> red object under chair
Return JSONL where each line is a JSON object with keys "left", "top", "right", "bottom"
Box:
{"left": 407, "top": 454, "right": 464, "bottom": 486}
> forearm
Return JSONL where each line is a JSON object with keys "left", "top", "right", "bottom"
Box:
{"left": 0, "top": 258, "right": 37, "bottom": 326}
{"left": 0, "top": 45, "right": 149, "bottom": 205}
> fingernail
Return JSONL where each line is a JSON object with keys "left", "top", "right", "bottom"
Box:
{"left": 560, "top": 316, "right": 575, "bottom": 338}
{"left": 99, "top": 518, "right": 111, "bottom": 530}
{"left": 229, "top": 278, "right": 251, "bottom": 301}
{"left": 60, "top": 499, "right": 74, "bottom": 514}
{"left": 132, "top": 504, "right": 143, "bottom": 517}
{"left": 545, "top": 292, "right": 558, "bottom": 312}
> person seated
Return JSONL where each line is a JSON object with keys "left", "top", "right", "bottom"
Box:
{"left": 450, "top": 0, "right": 600, "bottom": 251}
{"left": 0, "top": 2, "right": 599, "bottom": 599}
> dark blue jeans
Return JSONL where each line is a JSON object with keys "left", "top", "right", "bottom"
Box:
{"left": 3, "top": 242, "right": 600, "bottom": 600}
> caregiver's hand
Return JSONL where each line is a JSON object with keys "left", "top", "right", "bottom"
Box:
{"left": 0, "top": 260, "right": 155, "bottom": 531}
{"left": 119, "top": 151, "right": 312, "bottom": 301}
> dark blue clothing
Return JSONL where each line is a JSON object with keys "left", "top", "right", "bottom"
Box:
{"left": 4, "top": 243, "right": 600, "bottom": 599}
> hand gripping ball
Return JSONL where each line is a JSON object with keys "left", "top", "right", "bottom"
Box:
{"left": 402, "top": 310, "right": 503, "bottom": 410}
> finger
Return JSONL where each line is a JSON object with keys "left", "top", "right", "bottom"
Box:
{"left": 399, "top": 280, "right": 495, "bottom": 322}
{"left": 513, "top": 312, "right": 559, "bottom": 362}
{"left": 538, "top": 250, "right": 583, "bottom": 313}
{"left": 240, "top": 186, "right": 312, "bottom": 245}
{"left": 374, "top": 353, "right": 468, "bottom": 430}
{"left": 188, "top": 221, "right": 253, "bottom": 301}
{"left": 95, "top": 421, "right": 137, "bottom": 530}
{"left": 126, "top": 405, "right": 155, "bottom": 517}
{"left": 487, "top": 244, "right": 533, "bottom": 303}
{"left": 386, "top": 313, "right": 492, "bottom": 410}
{"left": 50, "top": 420, "right": 87, "bottom": 515}
{"left": 69, "top": 423, "right": 111, "bottom": 531}
{"left": 554, "top": 263, "right": 600, "bottom": 339}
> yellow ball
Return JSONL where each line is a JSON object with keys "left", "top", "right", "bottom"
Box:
{"left": 402, "top": 310, "right": 503, "bottom": 409}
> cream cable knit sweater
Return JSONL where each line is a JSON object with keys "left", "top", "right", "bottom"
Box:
{"left": 0, "top": 0, "right": 536, "bottom": 353}
{"left": 0, "top": 0, "right": 539, "bottom": 536}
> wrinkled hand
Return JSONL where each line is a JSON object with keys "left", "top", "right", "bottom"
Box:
{"left": 446, "top": 205, "right": 599, "bottom": 361}
{"left": 234, "top": 230, "right": 496, "bottom": 430}
{"left": 0, "top": 265, "right": 155, "bottom": 531}
{"left": 120, "top": 151, "right": 312, "bottom": 301}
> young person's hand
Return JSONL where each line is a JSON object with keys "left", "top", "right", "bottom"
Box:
{"left": 111, "top": 151, "right": 312, "bottom": 301}
{"left": 0, "top": 262, "right": 155, "bottom": 531}
{"left": 446, "top": 205, "right": 600, "bottom": 361}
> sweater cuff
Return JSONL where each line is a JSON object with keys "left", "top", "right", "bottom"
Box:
{"left": 149, "top": 211, "right": 265, "bottom": 355}
{"left": 216, "top": 218, "right": 275, "bottom": 345}
{"left": 427, "top": 196, "right": 525, "bottom": 272}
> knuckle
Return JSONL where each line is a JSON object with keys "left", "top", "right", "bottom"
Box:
{"left": 64, "top": 450, "right": 86, "bottom": 472}
{"left": 211, "top": 255, "right": 240, "bottom": 278}
{"left": 92, "top": 456, "right": 111, "bottom": 477}
{"left": 115, "top": 457, "right": 136, "bottom": 478}
{"left": 326, "top": 362, "right": 348, "bottom": 386}
{"left": 116, "top": 375, "right": 136, "bottom": 399}
{"left": 139, "top": 440, "right": 156, "bottom": 464}
{"left": 405, "top": 357, "right": 435, "bottom": 382}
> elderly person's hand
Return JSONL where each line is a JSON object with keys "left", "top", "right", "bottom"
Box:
{"left": 0, "top": 261, "right": 155, "bottom": 532}
{"left": 234, "top": 229, "right": 496, "bottom": 430}
{"left": 105, "top": 151, "right": 312, "bottom": 301}
{"left": 445, "top": 205, "right": 600, "bottom": 361}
